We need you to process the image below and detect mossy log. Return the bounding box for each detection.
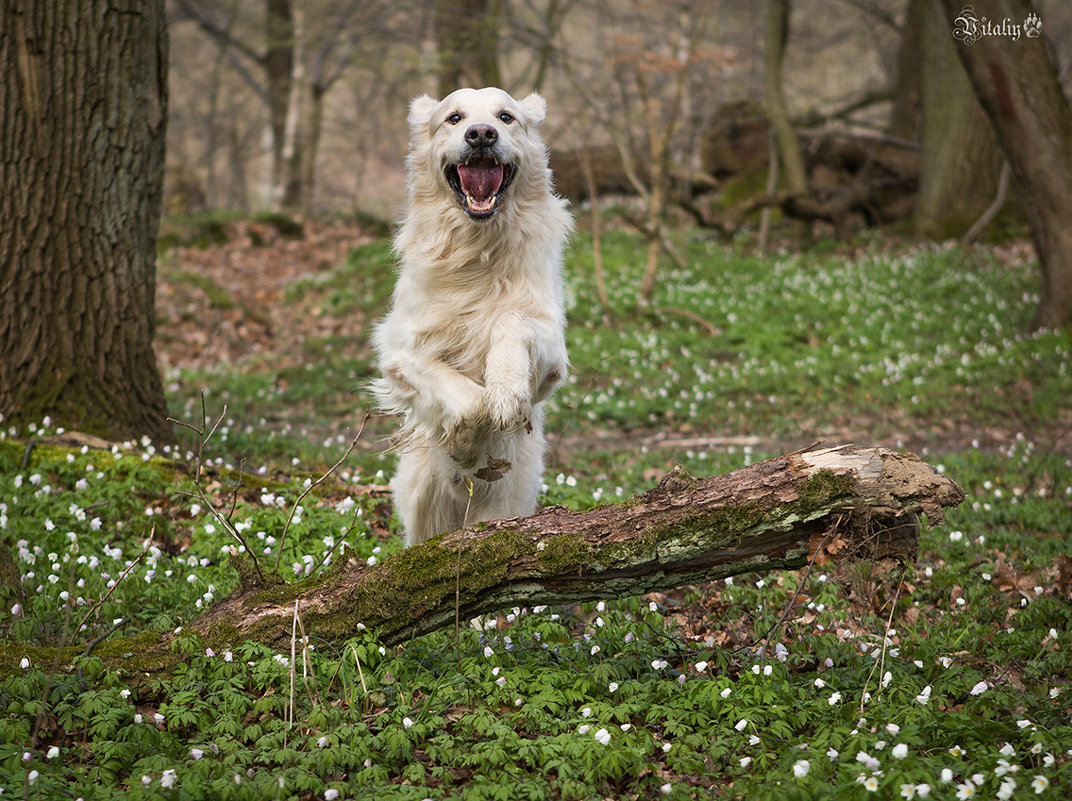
[188,444,963,652]
[11,445,963,682]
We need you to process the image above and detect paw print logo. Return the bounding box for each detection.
[1023,11,1042,38]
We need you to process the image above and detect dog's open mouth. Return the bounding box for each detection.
[445,156,516,220]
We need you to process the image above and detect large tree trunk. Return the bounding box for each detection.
[0,0,174,444]
[434,0,501,96]
[915,0,1003,238]
[888,0,925,141]
[939,0,1072,330]
[53,445,962,686]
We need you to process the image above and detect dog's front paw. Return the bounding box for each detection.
[486,387,532,434]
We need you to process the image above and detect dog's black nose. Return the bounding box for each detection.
[465,124,498,148]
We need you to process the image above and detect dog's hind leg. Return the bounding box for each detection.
[468,418,546,527]
[392,448,469,547]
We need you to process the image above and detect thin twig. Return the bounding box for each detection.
[309,500,367,577]
[754,519,841,653]
[74,533,154,636]
[857,568,907,718]
[759,127,778,252]
[652,306,721,337]
[456,475,475,673]
[287,599,299,742]
[169,398,264,581]
[350,644,368,695]
[83,617,130,658]
[295,605,321,707]
[226,457,246,524]
[963,160,1011,244]
[274,413,369,573]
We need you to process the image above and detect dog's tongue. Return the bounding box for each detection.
[457,160,504,204]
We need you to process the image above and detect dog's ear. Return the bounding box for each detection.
[408,94,439,133]
[519,92,547,126]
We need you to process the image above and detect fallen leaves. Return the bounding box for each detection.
[808,530,850,566]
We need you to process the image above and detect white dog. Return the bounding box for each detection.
[371,87,572,547]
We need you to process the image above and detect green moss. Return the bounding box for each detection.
[253,211,304,241]
[354,529,532,623]
[229,551,283,592]
[0,641,77,677]
[535,533,592,574]
[654,500,767,560]
[163,269,235,309]
[795,469,856,514]
[593,531,660,569]
[713,166,775,212]
[92,629,162,662]
[157,211,238,250]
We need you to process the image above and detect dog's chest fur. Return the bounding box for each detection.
[405,250,554,381]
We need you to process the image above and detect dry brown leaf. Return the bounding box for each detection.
[1055,554,1072,597]
[808,531,850,566]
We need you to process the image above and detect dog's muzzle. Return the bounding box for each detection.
[445,129,517,220]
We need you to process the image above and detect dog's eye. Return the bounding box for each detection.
[446,112,462,125]
[498,111,514,124]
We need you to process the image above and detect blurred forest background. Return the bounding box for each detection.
[164,0,1072,239]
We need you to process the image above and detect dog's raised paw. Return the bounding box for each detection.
[486,389,531,433]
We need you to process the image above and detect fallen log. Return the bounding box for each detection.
[188,444,963,651]
[14,444,962,683]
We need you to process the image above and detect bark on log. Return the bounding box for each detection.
[187,444,963,652]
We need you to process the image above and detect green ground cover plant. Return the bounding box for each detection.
[2,228,1070,798]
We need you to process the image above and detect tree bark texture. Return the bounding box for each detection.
[763,0,809,201]
[265,0,294,208]
[915,0,1002,239]
[939,0,1072,330]
[434,0,501,97]
[185,446,963,654]
[888,0,925,141]
[0,0,174,443]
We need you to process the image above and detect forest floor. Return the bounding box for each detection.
[154,218,1071,462]
[5,217,1070,799]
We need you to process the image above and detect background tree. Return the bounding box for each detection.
[939,0,1072,330]
[764,0,810,214]
[0,0,174,444]
[176,0,367,214]
[560,0,722,310]
[914,0,1002,238]
[888,0,924,141]
[434,0,502,95]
